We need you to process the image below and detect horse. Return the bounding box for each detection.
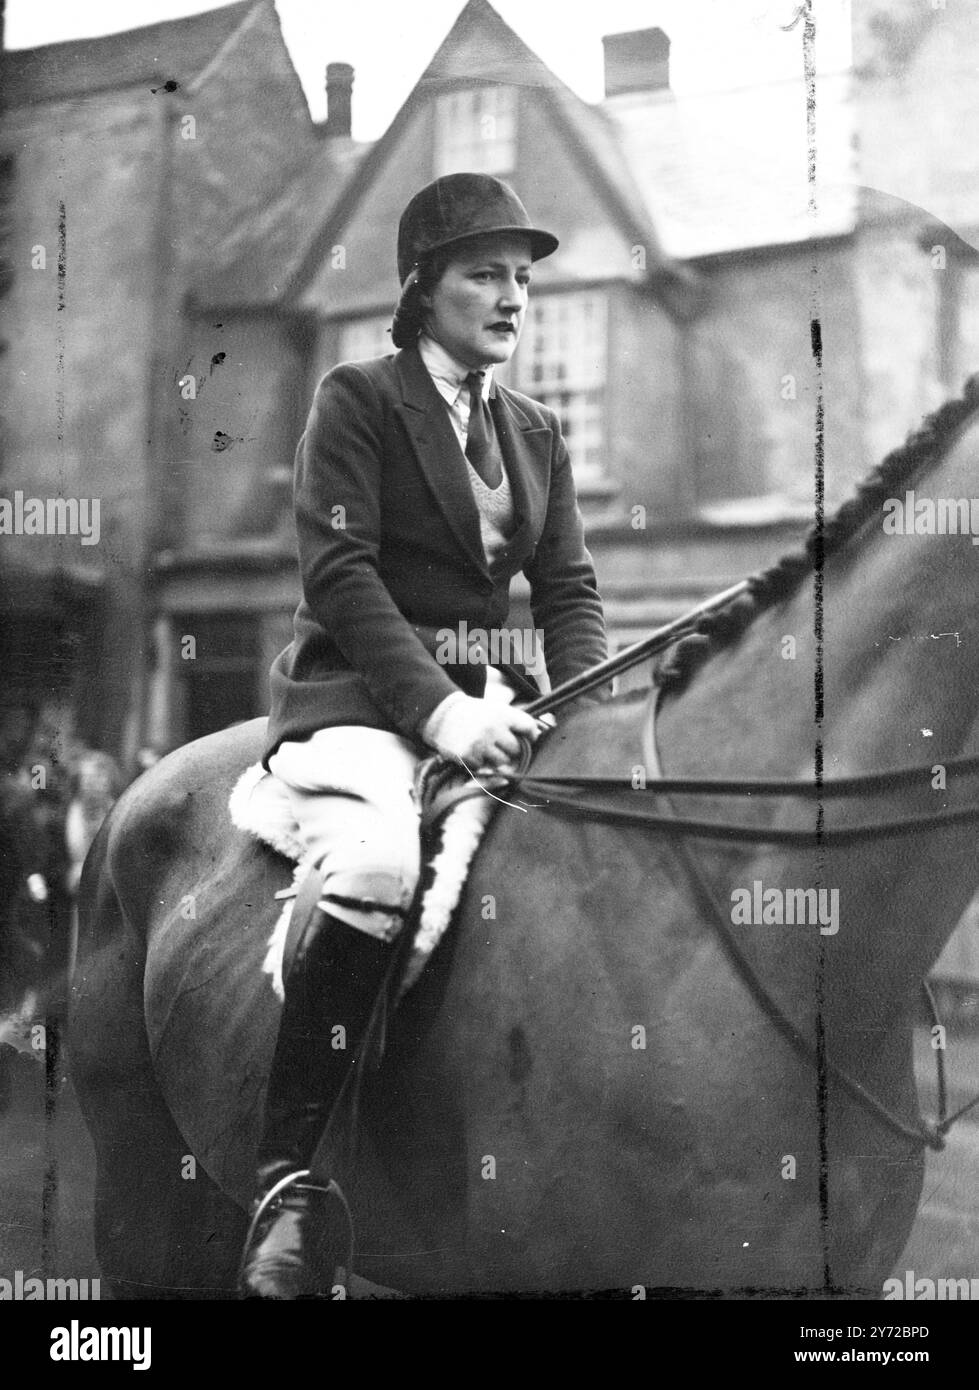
[70,380,979,1298]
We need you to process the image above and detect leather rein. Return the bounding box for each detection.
[422,586,979,1153]
[502,756,979,1153]
[506,761,979,1150]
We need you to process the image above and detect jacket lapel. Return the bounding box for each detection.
[394,346,487,575]
[393,345,550,577]
[488,380,549,565]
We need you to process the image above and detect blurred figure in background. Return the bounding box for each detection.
[65,751,123,898]
[133,745,163,780]
[0,700,63,1099]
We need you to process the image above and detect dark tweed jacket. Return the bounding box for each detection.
[264,343,608,762]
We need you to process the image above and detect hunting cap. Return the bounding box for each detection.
[396,173,559,286]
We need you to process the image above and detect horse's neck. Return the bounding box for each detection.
[657,414,979,1020]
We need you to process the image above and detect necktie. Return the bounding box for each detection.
[464,372,503,489]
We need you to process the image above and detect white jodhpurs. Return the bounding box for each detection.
[267,668,516,940]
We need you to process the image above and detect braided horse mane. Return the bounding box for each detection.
[656,373,979,695]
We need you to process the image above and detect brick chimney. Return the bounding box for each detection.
[602,27,670,97]
[325,62,354,137]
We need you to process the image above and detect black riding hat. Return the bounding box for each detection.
[396,173,559,286]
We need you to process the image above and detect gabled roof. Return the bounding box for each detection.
[1,1,263,107]
[194,0,692,313]
[195,0,857,312]
[404,0,666,267]
[283,0,685,305]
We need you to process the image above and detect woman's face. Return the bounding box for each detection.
[423,233,533,370]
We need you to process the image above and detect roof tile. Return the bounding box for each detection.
[2,1,261,106]
[607,73,858,261]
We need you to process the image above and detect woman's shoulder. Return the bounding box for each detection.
[335,348,399,374]
[319,351,399,389]
[308,352,401,416]
[494,381,559,431]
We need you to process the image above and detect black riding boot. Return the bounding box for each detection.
[239,889,397,1300]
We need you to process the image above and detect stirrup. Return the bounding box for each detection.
[237,1168,355,1298]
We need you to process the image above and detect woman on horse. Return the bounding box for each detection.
[240,172,609,1298]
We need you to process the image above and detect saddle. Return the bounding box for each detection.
[228,753,503,1002]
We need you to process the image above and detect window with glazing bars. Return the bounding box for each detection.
[517,292,608,488]
[434,86,516,177]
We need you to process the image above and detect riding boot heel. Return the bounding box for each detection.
[239,1168,351,1300]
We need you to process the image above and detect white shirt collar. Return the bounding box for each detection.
[418,334,493,402]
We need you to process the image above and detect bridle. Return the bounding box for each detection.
[422,584,979,1153]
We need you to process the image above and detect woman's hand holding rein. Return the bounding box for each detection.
[422,691,546,774]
